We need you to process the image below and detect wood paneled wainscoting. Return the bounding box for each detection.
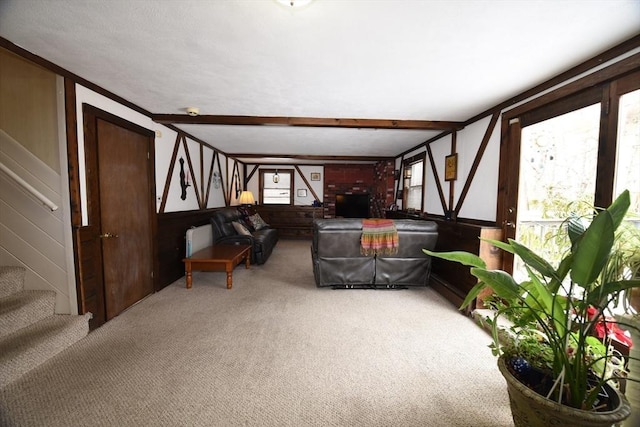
[427,219,502,314]
[156,209,219,290]
[255,206,324,239]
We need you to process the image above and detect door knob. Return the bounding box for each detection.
[99,232,119,238]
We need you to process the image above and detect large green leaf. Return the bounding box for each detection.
[480,238,514,255]
[422,249,486,269]
[570,191,630,287]
[608,190,631,231]
[459,280,488,310]
[510,239,558,279]
[567,214,586,249]
[586,279,640,306]
[470,268,520,301]
[570,209,615,287]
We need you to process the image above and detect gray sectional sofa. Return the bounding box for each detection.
[311,218,438,288]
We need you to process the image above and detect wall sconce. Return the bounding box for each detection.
[273,170,280,183]
[238,190,255,206]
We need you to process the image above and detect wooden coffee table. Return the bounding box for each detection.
[183,244,251,289]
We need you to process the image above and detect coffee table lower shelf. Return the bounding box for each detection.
[182,244,251,289]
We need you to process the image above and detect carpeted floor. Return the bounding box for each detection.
[0,240,513,426]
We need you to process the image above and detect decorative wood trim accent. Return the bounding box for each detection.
[159,133,181,213]
[246,165,259,187]
[448,132,456,213]
[228,160,241,204]
[181,136,201,208]
[152,114,464,130]
[394,154,404,203]
[64,78,82,228]
[454,112,500,216]
[199,144,204,207]
[294,165,320,201]
[214,152,227,207]
[425,144,447,213]
[227,153,391,162]
[204,148,215,208]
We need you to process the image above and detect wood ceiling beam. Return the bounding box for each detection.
[152,114,464,131]
[227,153,392,162]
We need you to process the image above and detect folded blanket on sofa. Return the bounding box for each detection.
[361,219,398,256]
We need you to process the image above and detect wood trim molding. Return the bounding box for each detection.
[64,78,81,228]
[294,165,320,201]
[425,144,447,213]
[152,114,464,131]
[227,153,393,162]
[454,112,500,216]
[180,136,201,208]
[158,134,181,213]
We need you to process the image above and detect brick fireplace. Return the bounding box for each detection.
[323,161,395,218]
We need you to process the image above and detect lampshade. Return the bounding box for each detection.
[238,191,255,205]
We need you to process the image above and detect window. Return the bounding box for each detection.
[260,169,293,205]
[614,88,640,217]
[500,67,640,275]
[403,157,424,212]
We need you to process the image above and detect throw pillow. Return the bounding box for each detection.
[249,213,269,231]
[232,221,252,236]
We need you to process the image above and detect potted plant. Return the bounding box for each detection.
[424,190,640,427]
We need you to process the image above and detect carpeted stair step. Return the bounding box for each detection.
[0,313,91,388]
[0,290,57,339]
[0,266,26,299]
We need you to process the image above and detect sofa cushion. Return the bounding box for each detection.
[232,221,252,236]
[249,213,269,231]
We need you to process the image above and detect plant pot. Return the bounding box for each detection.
[616,314,640,427]
[497,357,631,427]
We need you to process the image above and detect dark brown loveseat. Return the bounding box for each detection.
[210,207,278,265]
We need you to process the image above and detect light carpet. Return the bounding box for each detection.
[0,240,512,426]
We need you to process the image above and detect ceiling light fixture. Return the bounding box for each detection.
[273,170,280,183]
[276,0,313,8]
[186,107,199,116]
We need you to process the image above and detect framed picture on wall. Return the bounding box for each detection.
[297,189,308,197]
[310,172,321,181]
[445,153,458,181]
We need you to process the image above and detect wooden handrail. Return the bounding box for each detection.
[0,161,58,211]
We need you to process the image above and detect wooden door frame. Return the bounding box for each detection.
[497,58,640,272]
[76,104,158,324]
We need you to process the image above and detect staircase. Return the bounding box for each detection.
[0,266,91,388]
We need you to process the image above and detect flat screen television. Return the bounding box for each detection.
[335,194,370,218]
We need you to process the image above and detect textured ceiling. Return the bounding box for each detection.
[1,0,639,161]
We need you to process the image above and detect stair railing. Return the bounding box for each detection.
[0,161,58,211]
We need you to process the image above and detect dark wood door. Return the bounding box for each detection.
[82,105,156,322]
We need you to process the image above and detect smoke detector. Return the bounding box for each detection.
[186,107,199,117]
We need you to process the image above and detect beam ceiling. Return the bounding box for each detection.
[152,114,465,131]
